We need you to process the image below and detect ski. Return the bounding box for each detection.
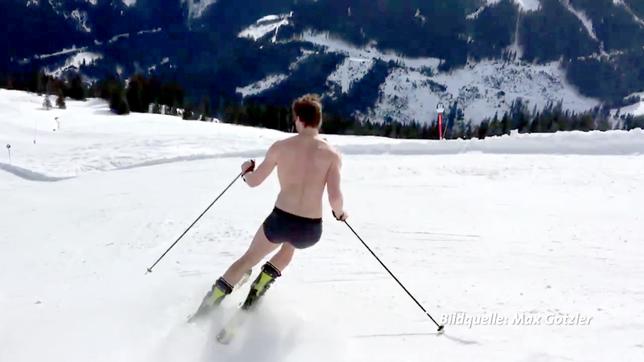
[216,309,250,345]
[186,269,252,323]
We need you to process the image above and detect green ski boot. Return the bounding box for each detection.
[188,270,252,323]
[216,263,282,344]
[241,262,281,311]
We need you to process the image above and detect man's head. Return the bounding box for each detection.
[292,94,322,132]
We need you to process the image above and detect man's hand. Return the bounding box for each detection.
[241,159,255,175]
[332,210,349,221]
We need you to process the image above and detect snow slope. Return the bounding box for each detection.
[240,31,600,124]
[621,92,644,116]
[236,74,289,98]
[362,60,599,125]
[0,90,638,180]
[326,57,374,96]
[1,90,644,362]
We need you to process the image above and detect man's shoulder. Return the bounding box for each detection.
[272,136,297,148]
[277,135,299,145]
[317,139,341,161]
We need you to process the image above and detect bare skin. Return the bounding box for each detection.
[221,118,346,285]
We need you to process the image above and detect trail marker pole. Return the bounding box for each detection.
[436,103,445,140]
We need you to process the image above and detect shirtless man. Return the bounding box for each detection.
[192,94,347,317]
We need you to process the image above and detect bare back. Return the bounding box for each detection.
[273,135,338,219]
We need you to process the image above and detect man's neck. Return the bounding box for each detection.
[298,128,319,137]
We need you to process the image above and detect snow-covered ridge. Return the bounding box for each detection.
[239,13,292,43]
[469,0,541,17]
[236,74,289,98]
[466,5,487,20]
[1,90,641,181]
[613,0,644,27]
[46,52,102,77]
[108,33,130,44]
[236,50,313,98]
[137,28,162,35]
[20,27,160,69]
[34,46,87,60]
[301,30,441,71]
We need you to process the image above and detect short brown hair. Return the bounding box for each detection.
[292,94,322,128]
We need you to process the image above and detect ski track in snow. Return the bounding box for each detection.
[1,89,644,362]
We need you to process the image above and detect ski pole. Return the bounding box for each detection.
[342,220,445,333]
[146,170,246,274]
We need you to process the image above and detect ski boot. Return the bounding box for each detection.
[188,269,252,323]
[241,262,281,311]
[215,263,282,344]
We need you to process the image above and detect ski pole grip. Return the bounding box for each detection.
[332,210,344,221]
[244,159,256,175]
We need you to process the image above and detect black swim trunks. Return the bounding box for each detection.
[263,207,322,249]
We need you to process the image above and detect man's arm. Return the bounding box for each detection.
[243,142,279,187]
[326,153,346,219]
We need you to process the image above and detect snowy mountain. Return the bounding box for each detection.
[3,0,644,124]
[1,89,644,362]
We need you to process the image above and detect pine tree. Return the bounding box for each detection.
[199,97,211,120]
[477,121,489,139]
[501,112,511,135]
[597,117,610,131]
[529,114,539,133]
[110,89,130,115]
[183,103,194,120]
[56,91,66,109]
[43,95,52,110]
[489,114,502,137]
[36,71,47,95]
[67,74,86,100]
[126,76,145,113]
